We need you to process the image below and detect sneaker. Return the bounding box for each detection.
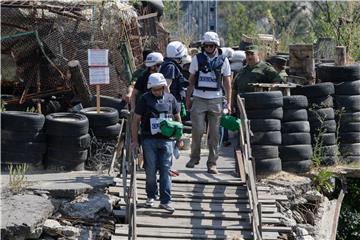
[185,159,200,168]
[145,198,155,207]
[207,165,219,174]
[159,203,175,213]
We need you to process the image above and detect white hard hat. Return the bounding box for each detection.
[145,52,164,67]
[202,31,220,46]
[147,73,167,89]
[166,41,187,59]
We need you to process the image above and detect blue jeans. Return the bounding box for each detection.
[142,137,173,204]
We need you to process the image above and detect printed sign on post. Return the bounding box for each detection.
[89,67,110,85]
[88,49,109,66]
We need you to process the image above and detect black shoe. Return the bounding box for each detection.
[186,160,200,168]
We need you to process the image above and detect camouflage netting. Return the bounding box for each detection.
[1,0,142,102]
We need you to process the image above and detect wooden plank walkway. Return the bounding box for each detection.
[111,143,290,239]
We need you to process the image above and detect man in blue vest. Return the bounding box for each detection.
[185,31,232,174]
[159,41,188,103]
[131,73,181,212]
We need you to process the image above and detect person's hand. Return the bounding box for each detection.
[227,104,232,114]
[131,141,139,157]
[186,97,192,111]
[176,139,184,148]
[123,93,131,104]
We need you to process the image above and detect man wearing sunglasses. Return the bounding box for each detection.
[185,31,232,174]
[232,45,282,96]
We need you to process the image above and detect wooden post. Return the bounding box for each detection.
[289,44,315,84]
[335,46,346,66]
[96,85,100,113]
[68,60,93,107]
[36,64,42,113]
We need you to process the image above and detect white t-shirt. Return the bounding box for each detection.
[189,51,231,99]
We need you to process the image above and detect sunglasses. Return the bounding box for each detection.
[204,44,216,48]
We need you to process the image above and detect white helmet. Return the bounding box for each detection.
[147,73,167,89]
[166,41,187,59]
[145,52,164,67]
[202,31,220,46]
[181,55,192,67]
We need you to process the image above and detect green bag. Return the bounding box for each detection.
[160,120,183,139]
[220,115,241,131]
[180,102,187,117]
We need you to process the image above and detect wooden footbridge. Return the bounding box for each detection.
[110,97,291,239]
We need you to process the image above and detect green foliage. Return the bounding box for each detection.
[312,169,334,194]
[337,178,360,240]
[26,106,36,113]
[8,164,29,194]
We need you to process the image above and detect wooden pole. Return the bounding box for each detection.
[335,46,346,66]
[68,60,93,107]
[36,64,42,113]
[96,84,100,113]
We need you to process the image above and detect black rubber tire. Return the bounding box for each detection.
[339,122,360,132]
[47,134,91,150]
[45,112,89,137]
[91,123,121,139]
[255,158,282,175]
[119,109,130,119]
[242,91,283,110]
[335,95,360,112]
[310,120,337,133]
[282,132,311,145]
[339,132,360,143]
[282,121,310,133]
[283,95,308,110]
[1,129,45,142]
[250,119,281,132]
[279,145,313,161]
[246,107,283,120]
[251,145,279,160]
[250,131,281,145]
[308,108,335,121]
[312,133,336,146]
[340,143,360,156]
[45,148,88,170]
[335,80,360,95]
[1,111,45,132]
[338,112,360,124]
[342,155,360,164]
[297,82,335,98]
[80,107,119,127]
[317,63,360,83]
[320,145,338,156]
[1,141,46,154]
[1,150,44,164]
[283,109,308,122]
[282,160,312,173]
[308,96,334,109]
[91,95,128,114]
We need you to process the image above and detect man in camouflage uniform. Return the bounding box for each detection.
[232,45,283,99]
[270,56,288,82]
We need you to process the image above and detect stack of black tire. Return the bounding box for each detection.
[334,80,360,163]
[280,96,313,173]
[80,107,120,140]
[242,91,283,175]
[44,113,90,171]
[297,83,338,165]
[1,111,46,168]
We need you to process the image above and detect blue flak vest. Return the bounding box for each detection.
[141,92,174,138]
[195,50,225,91]
[159,59,187,102]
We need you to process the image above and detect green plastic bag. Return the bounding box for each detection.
[180,102,187,117]
[160,120,183,139]
[220,115,241,131]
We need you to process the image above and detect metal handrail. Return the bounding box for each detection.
[237,95,262,240]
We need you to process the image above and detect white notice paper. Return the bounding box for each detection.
[89,67,110,85]
[88,49,109,66]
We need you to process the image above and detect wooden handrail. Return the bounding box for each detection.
[236,95,263,240]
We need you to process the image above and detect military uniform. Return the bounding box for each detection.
[278,69,288,82]
[233,61,282,93]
